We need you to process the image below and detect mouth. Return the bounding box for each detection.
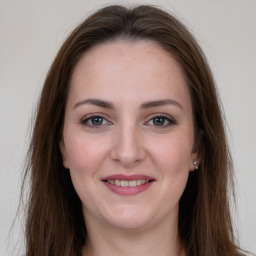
[103,179,152,187]
[101,174,155,195]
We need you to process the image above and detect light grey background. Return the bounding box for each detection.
[1,0,255,255]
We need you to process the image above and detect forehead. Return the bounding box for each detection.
[68,39,191,108]
[72,39,181,79]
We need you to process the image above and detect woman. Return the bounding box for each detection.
[23,4,246,256]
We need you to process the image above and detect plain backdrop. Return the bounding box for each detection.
[0,0,255,255]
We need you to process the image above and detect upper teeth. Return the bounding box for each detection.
[107,180,149,187]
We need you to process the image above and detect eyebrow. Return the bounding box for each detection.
[141,99,183,110]
[73,99,114,110]
[73,98,183,110]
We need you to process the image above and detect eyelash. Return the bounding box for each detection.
[81,115,111,128]
[80,114,176,129]
[145,115,176,128]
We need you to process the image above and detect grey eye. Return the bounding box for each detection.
[153,117,167,126]
[146,115,175,128]
[81,115,110,128]
[90,117,104,125]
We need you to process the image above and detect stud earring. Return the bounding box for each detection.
[193,161,199,170]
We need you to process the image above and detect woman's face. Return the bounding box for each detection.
[60,40,199,231]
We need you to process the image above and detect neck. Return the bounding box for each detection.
[82,213,185,256]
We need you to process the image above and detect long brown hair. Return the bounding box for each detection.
[23,5,245,256]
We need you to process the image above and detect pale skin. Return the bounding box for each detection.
[60,40,200,256]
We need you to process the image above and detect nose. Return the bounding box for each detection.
[110,124,146,168]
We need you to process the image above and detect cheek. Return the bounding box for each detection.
[151,134,193,174]
[150,135,192,209]
[64,133,110,176]
[64,134,110,205]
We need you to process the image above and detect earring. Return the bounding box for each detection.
[193,161,199,170]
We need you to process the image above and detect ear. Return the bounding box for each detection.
[189,151,202,171]
[59,140,69,169]
[189,130,203,171]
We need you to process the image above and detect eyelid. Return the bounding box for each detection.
[80,114,113,128]
[80,113,176,129]
[144,114,176,127]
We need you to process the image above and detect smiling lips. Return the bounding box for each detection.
[102,174,155,195]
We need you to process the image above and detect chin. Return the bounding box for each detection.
[108,217,152,231]
[101,205,156,230]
